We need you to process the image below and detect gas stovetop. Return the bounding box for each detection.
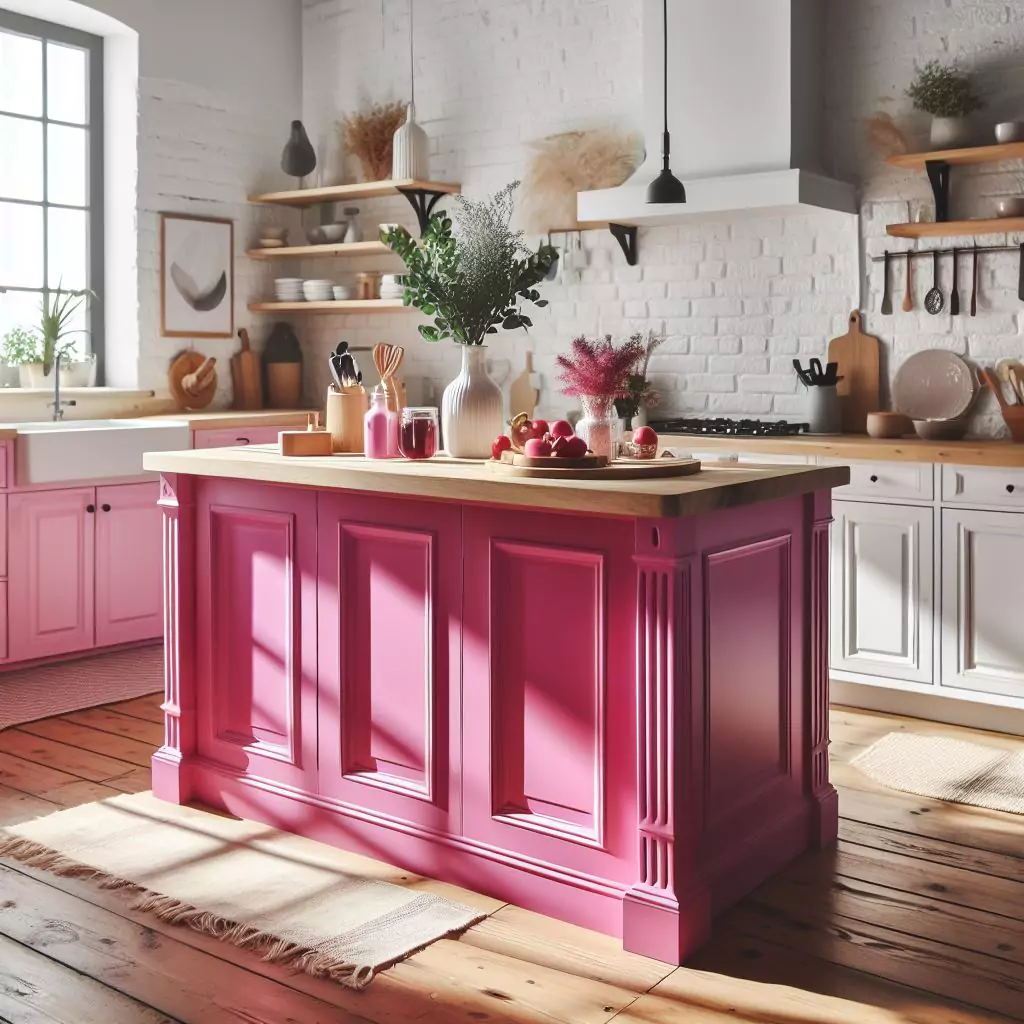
[650,418,810,437]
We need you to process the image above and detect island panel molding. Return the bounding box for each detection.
[151,456,845,963]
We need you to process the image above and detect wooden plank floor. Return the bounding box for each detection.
[1,695,1022,1024]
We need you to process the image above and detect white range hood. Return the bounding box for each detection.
[578,0,856,226]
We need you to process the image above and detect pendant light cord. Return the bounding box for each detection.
[409,0,416,108]
[662,0,669,169]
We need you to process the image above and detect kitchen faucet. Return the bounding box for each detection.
[49,358,77,421]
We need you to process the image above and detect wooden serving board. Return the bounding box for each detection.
[827,310,881,434]
[503,452,607,470]
[490,453,701,480]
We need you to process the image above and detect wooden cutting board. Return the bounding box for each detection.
[827,310,880,434]
[508,352,539,419]
[488,454,701,480]
[232,328,263,410]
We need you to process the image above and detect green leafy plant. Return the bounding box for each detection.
[613,330,666,420]
[1,326,42,366]
[382,182,557,346]
[39,284,94,373]
[907,60,983,118]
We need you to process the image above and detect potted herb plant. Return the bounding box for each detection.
[907,59,983,148]
[383,182,557,458]
[0,326,38,388]
[19,285,93,388]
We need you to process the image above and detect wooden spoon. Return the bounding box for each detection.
[902,251,914,312]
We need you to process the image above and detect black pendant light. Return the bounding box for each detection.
[647,0,686,204]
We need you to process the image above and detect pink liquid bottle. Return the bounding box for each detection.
[363,385,398,459]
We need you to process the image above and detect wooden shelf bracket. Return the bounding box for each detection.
[395,186,451,234]
[609,223,639,266]
[926,159,952,223]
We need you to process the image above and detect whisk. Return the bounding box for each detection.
[373,343,405,413]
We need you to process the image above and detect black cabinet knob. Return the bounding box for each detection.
[870,475,879,483]
[86,504,95,513]
[101,503,111,512]
[1007,484,1016,494]
[236,437,251,445]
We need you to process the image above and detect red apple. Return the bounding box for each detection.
[550,419,574,438]
[524,437,553,458]
[491,435,513,460]
[633,426,658,447]
[530,419,550,439]
[563,436,589,459]
[550,435,573,458]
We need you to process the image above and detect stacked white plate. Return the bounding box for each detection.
[379,274,405,300]
[302,279,335,302]
[274,278,304,302]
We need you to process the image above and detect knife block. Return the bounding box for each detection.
[326,386,368,453]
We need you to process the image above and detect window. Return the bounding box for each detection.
[0,9,103,376]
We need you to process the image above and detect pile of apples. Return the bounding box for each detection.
[492,417,589,460]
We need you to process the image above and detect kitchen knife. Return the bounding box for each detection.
[880,250,893,315]
[1018,243,1024,302]
[971,245,979,317]
[950,247,960,316]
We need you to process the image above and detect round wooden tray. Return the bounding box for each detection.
[490,452,701,479]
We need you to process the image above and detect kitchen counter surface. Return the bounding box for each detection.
[143,444,849,519]
[661,432,1024,467]
[135,409,313,430]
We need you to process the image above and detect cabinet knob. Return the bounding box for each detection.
[86,504,95,513]
[101,503,111,512]
[1007,484,1016,494]
[870,475,879,483]
[235,437,251,445]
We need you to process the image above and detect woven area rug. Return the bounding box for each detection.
[0,791,486,987]
[852,732,1024,815]
[0,645,163,730]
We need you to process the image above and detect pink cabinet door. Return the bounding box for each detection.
[195,479,318,790]
[8,488,95,662]
[317,492,462,832]
[462,506,637,882]
[95,482,163,647]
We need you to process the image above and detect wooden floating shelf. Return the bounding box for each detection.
[246,241,394,260]
[248,299,410,315]
[248,179,461,208]
[886,141,1024,170]
[887,217,1024,239]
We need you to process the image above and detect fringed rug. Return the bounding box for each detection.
[0,791,486,988]
[852,732,1024,815]
[0,645,163,730]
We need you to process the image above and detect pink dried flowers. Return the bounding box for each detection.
[556,333,646,398]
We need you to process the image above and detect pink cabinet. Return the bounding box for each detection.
[8,488,96,661]
[95,482,163,647]
[461,506,637,882]
[194,479,318,790]
[191,426,285,450]
[316,493,462,831]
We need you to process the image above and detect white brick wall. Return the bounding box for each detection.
[293,0,1024,434]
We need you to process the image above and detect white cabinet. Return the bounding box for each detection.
[830,501,934,684]
[941,508,1024,699]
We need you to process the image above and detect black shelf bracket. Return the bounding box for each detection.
[925,159,952,223]
[608,223,639,266]
[396,187,449,235]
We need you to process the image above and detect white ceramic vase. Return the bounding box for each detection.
[392,103,429,180]
[930,116,972,148]
[442,346,503,458]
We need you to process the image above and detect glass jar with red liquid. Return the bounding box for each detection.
[398,407,439,460]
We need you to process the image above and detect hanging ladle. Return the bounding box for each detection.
[925,249,944,315]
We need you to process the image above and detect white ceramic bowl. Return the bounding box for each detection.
[319,224,346,244]
[275,278,303,285]
[996,121,1024,144]
[997,196,1024,218]
[261,225,289,241]
[332,285,353,301]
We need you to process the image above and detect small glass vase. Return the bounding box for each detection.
[575,394,619,460]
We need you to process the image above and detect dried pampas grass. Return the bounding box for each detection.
[865,112,912,158]
[340,101,408,182]
[522,129,643,233]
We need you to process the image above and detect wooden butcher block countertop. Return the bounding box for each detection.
[143,445,850,519]
[661,432,1024,468]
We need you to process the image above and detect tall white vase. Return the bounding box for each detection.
[442,346,503,458]
[392,103,429,180]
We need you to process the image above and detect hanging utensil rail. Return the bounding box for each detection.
[869,243,1021,262]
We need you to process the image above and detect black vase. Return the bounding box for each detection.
[281,120,316,179]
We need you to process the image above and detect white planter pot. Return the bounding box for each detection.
[63,359,97,387]
[0,365,19,388]
[441,346,503,458]
[930,116,972,149]
[19,363,52,389]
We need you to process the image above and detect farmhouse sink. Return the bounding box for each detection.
[14,419,191,485]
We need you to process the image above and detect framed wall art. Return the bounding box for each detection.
[160,213,234,338]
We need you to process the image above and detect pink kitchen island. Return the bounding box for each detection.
[142,445,849,963]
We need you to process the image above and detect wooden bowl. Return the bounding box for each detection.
[865,411,911,439]
[1001,407,1024,443]
[912,418,969,441]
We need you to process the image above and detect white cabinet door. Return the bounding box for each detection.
[941,509,1024,699]
[830,501,934,684]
